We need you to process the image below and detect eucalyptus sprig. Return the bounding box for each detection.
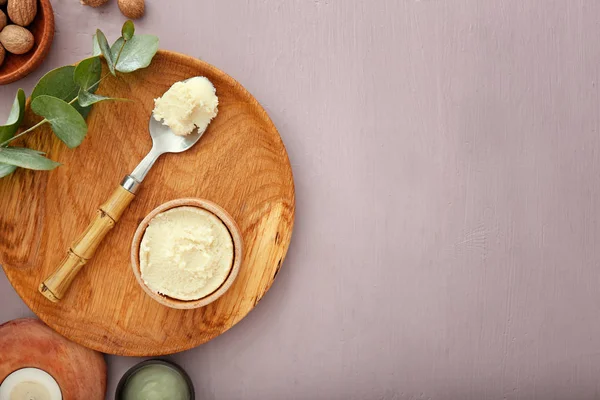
[0,20,159,178]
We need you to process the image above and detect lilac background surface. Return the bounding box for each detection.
[3,1,600,399]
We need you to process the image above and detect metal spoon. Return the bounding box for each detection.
[39,107,207,302]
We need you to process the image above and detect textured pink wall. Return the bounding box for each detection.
[2,0,600,399]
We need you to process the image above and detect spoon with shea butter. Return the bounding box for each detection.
[39,77,218,302]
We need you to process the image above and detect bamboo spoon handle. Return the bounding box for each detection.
[39,185,136,302]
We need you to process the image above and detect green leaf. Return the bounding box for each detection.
[31,66,93,119]
[78,91,127,107]
[31,96,88,149]
[122,20,135,41]
[96,29,115,76]
[0,89,26,144]
[32,66,78,102]
[78,91,108,107]
[75,57,128,107]
[92,33,101,56]
[111,37,125,59]
[0,163,17,178]
[0,147,60,170]
[74,56,102,92]
[112,35,159,73]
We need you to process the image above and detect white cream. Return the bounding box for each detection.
[0,368,62,400]
[153,77,219,136]
[139,206,234,301]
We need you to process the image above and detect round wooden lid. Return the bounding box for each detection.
[0,318,106,399]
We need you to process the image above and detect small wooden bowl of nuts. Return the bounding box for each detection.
[0,0,54,85]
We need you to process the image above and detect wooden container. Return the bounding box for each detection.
[0,0,54,85]
[131,198,243,310]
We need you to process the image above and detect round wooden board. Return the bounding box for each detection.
[0,51,295,356]
[0,318,106,399]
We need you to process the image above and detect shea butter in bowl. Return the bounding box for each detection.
[131,199,243,309]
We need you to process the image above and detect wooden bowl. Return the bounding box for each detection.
[0,0,54,85]
[131,198,243,310]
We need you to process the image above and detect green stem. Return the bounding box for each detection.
[0,119,48,147]
[85,71,113,93]
[115,39,127,66]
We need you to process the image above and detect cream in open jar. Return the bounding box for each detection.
[0,368,62,400]
[139,206,234,301]
[117,361,193,400]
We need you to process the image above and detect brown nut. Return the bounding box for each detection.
[0,25,34,54]
[117,0,144,19]
[7,0,38,27]
[80,0,110,7]
[0,43,5,67]
[0,0,6,5]
[0,10,7,31]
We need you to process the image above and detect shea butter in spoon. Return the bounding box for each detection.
[153,76,218,136]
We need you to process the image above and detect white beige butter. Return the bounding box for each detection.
[0,368,62,400]
[140,206,234,301]
[153,76,219,136]
[10,382,52,400]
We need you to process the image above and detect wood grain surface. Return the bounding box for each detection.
[0,50,295,356]
[39,185,136,302]
[0,0,54,85]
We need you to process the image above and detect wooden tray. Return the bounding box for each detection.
[0,51,295,356]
